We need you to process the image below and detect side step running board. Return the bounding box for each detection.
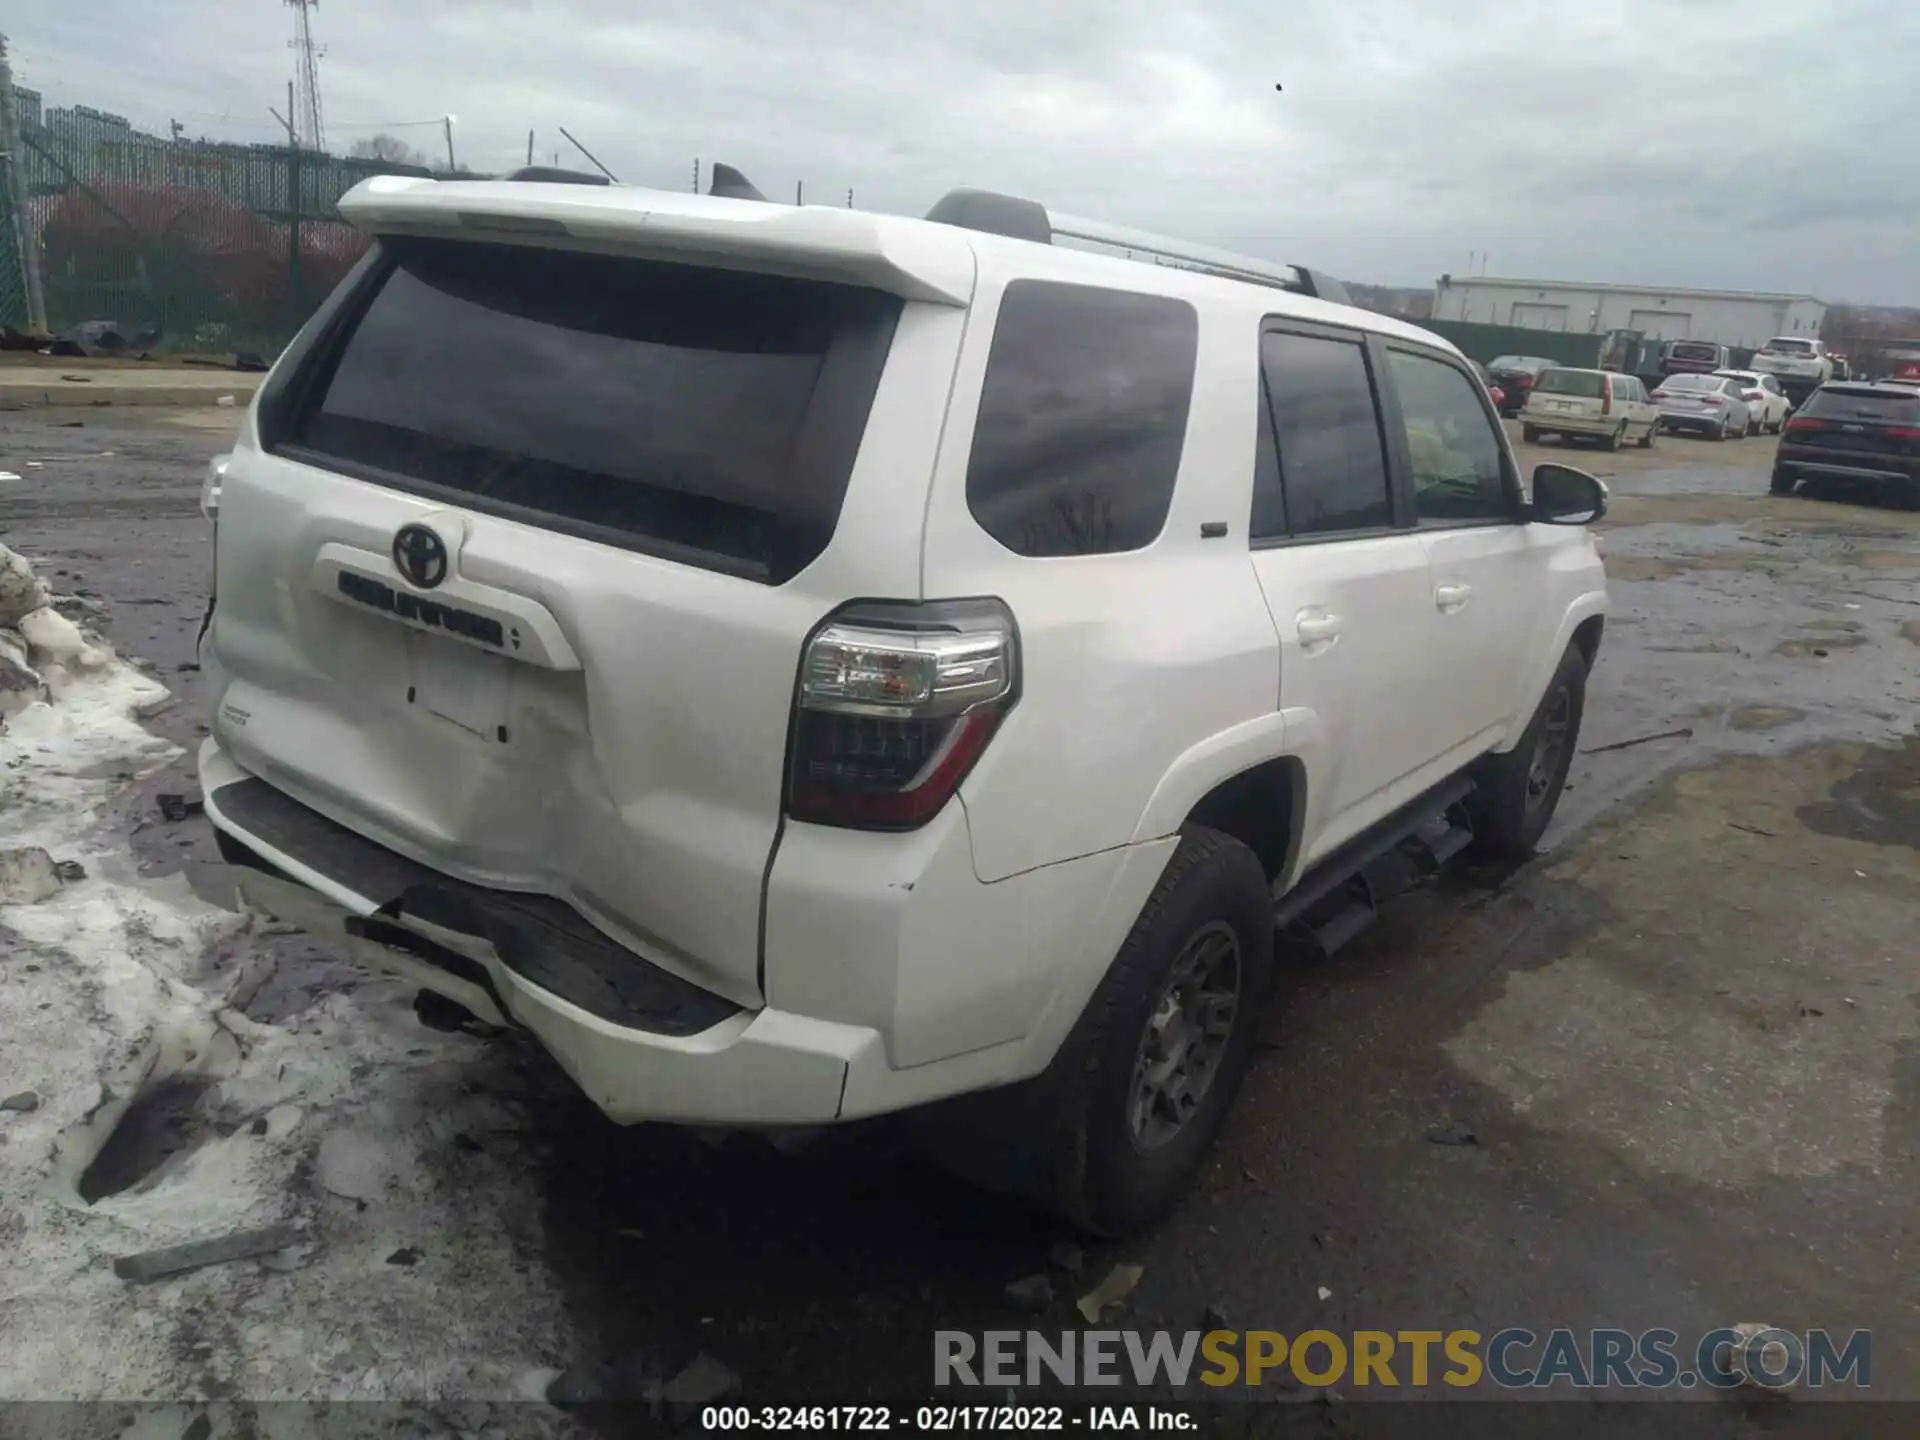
[1274,775,1476,960]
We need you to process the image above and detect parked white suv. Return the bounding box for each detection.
[1751,337,1833,405]
[198,170,1608,1234]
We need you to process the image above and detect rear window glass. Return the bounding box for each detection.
[1534,369,1606,398]
[1662,375,1719,392]
[1762,338,1814,354]
[285,237,901,584]
[1670,343,1718,358]
[1802,389,1920,423]
[966,281,1197,557]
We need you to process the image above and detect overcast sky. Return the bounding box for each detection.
[8,0,1917,302]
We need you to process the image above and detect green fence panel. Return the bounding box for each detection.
[0,154,27,330]
[1412,319,1607,369]
[8,90,420,354]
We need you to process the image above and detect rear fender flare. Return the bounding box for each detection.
[1498,593,1606,750]
[1129,711,1291,847]
[1129,710,1328,890]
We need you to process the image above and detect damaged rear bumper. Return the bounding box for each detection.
[199,740,881,1127]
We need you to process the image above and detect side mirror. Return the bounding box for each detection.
[1530,463,1609,525]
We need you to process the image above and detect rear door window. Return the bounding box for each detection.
[282,237,902,584]
[1257,328,1393,538]
[965,281,1197,557]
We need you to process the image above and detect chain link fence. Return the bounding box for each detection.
[1,62,425,355]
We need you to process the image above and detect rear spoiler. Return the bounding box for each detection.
[337,163,1349,310]
[335,174,973,306]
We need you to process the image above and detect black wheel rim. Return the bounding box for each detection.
[1525,686,1573,813]
[1127,921,1241,1153]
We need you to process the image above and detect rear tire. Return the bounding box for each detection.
[1602,424,1623,451]
[1521,424,1540,444]
[1467,644,1588,861]
[1711,416,1728,442]
[1770,467,1796,495]
[926,827,1274,1237]
[1638,423,1655,449]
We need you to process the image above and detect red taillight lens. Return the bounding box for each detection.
[1744,391,1764,401]
[1783,417,1824,434]
[1886,426,1920,441]
[1601,378,1613,416]
[1516,376,1534,389]
[785,599,1018,832]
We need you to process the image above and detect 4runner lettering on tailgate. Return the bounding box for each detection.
[197,167,1608,1235]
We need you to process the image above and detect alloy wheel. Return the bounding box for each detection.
[1525,686,1573,814]
[1127,921,1242,1152]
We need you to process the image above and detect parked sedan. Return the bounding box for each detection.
[1471,360,1507,412]
[1771,383,1920,506]
[1485,355,1555,417]
[1650,374,1753,440]
[1715,369,1791,433]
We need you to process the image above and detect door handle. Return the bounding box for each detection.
[1435,582,1473,612]
[1295,610,1342,646]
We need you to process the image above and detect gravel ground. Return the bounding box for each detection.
[2,408,1916,1429]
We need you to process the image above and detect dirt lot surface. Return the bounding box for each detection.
[3,410,1916,1425]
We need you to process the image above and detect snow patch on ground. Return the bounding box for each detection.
[0,563,577,1428]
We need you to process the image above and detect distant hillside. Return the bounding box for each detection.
[1823,304,1920,374]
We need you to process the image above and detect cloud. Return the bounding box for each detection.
[6,0,1915,301]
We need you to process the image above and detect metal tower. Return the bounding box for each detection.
[286,0,326,150]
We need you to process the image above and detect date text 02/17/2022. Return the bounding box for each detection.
[698,1404,1195,1431]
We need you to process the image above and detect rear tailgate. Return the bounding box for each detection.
[1663,344,1722,375]
[1786,387,1920,462]
[210,194,973,1006]
[1526,370,1608,421]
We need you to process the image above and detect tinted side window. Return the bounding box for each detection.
[1387,349,1513,525]
[966,281,1198,558]
[1258,330,1391,538]
[1251,370,1287,540]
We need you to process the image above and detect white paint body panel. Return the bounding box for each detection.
[204,182,1607,1127]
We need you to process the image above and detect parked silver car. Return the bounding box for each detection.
[1650,373,1753,440]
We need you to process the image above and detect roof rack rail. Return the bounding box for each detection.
[923,187,1349,305]
[503,165,611,186]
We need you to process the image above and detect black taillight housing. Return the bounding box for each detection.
[785,598,1018,831]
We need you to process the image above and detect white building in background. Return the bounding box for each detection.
[1430,275,1826,350]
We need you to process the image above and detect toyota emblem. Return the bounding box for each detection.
[392,524,449,589]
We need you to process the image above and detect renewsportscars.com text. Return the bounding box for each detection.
[935,1327,1871,1391]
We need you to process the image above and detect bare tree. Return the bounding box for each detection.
[349,133,427,166]
[1021,487,1118,555]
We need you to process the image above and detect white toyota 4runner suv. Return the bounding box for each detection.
[199,168,1607,1235]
